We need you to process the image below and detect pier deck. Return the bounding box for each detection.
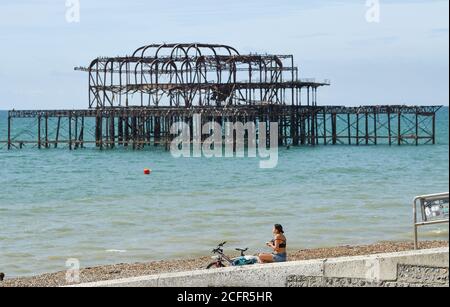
[1,105,441,150]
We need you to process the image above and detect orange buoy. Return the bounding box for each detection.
[144,169,151,175]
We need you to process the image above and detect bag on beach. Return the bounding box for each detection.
[232,256,258,266]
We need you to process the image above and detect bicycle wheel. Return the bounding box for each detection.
[206,262,225,269]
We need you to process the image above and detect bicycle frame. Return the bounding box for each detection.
[211,250,234,266]
[209,242,249,268]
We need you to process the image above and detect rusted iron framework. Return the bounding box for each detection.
[1,43,442,151]
[74,43,330,108]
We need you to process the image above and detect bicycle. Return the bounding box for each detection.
[206,241,252,269]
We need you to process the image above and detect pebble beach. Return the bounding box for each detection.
[1,240,447,287]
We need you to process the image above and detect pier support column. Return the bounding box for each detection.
[146,116,151,145]
[373,112,378,145]
[7,115,11,150]
[55,117,61,148]
[95,113,102,149]
[292,108,299,146]
[80,117,85,148]
[365,112,369,145]
[124,117,129,147]
[154,117,161,147]
[68,115,72,150]
[131,116,137,150]
[110,111,115,149]
[415,111,419,146]
[311,111,316,146]
[45,115,49,148]
[332,113,337,145]
[388,111,392,146]
[118,115,123,146]
[432,113,436,145]
[37,115,42,149]
[300,115,306,145]
[356,113,360,146]
[347,113,351,145]
[74,116,78,149]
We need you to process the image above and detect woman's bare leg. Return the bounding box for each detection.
[258,253,274,263]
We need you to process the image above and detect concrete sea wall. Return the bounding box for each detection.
[72,247,449,287]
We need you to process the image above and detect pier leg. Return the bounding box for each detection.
[307,113,311,145]
[365,112,369,145]
[332,113,337,145]
[146,116,151,145]
[347,113,351,145]
[155,117,161,147]
[105,116,109,148]
[124,117,129,147]
[7,115,11,150]
[110,112,115,149]
[356,114,360,146]
[311,111,316,146]
[80,117,84,148]
[74,116,78,149]
[165,116,171,151]
[415,111,419,146]
[432,113,436,145]
[373,112,377,145]
[278,114,283,147]
[132,116,137,150]
[118,115,123,146]
[292,108,299,146]
[45,115,49,148]
[55,117,61,148]
[38,115,41,149]
[388,111,392,146]
[315,113,319,145]
[95,115,100,147]
[99,116,103,150]
[398,112,402,146]
[68,115,72,150]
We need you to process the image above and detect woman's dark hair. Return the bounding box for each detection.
[274,224,284,234]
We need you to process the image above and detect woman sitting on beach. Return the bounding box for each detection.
[258,224,287,263]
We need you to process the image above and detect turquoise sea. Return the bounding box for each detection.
[0,108,448,277]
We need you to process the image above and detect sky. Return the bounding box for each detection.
[0,0,448,109]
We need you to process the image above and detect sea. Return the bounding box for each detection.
[0,108,448,277]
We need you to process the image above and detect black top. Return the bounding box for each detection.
[272,238,287,249]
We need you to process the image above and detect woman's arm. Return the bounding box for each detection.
[271,236,283,253]
[267,237,283,252]
[266,240,276,250]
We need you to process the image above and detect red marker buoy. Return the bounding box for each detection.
[144,169,151,175]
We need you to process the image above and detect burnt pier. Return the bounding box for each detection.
[0,43,442,150]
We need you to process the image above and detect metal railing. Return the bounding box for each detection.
[413,192,449,249]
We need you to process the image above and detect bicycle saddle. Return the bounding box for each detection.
[235,248,248,256]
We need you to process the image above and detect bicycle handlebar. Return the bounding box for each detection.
[211,242,228,254]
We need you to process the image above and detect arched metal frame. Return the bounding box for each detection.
[82,43,329,109]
